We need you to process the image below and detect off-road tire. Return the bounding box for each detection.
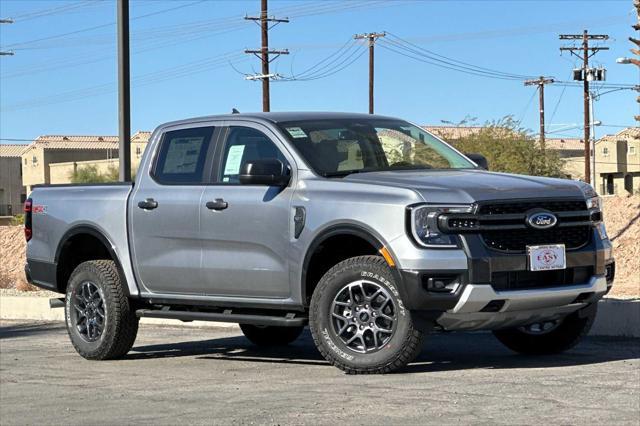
[493,303,597,355]
[309,255,424,374]
[65,260,139,360]
[239,324,304,346]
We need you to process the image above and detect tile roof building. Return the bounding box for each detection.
[21,131,151,192]
[0,145,28,216]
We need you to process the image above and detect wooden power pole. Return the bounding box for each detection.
[560,30,609,184]
[524,76,554,151]
[245,0,289,112]
[354,32,386,114]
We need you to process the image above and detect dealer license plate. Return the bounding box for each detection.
[527,244,566,271]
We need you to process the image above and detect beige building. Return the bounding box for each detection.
[593,128,640,195]
[543,138,586,179]
[21,131,151,192]
[424,126,486,141]
[546,129,640,194]
[0,144,28,216]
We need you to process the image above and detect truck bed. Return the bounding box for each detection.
[26,183,138,295]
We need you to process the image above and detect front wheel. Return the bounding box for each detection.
[309,255,424,374]
[493,303,597,355]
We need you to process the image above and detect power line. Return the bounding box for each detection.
[1,52,249,112]
[286,38,356,80]
[1,0,207,50]
[377,37,534,81]
[7,1,101,22]
[516,87,539,125]
[278,44,367,82]
[385,31,534,80]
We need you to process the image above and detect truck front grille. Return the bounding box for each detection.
[481,226,592,252]
[491,266,593,291]
[477,199,592,252]
[478,200,587,215]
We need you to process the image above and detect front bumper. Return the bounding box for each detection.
[393,229,614,331]
[436,275,607,331]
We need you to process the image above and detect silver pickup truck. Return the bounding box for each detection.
[24,112,615,374]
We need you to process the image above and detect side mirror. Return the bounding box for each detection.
[239,159,290,186]
[466,153,489,170]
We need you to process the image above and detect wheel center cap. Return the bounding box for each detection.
[359,312,370,322]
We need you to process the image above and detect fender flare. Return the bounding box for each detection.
[55,225,132,296]
[300,223,399,304]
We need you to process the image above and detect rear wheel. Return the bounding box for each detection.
[240,324,304,346]
[309,255,424,374]
[493,303,597,355]
[65,260,139,360]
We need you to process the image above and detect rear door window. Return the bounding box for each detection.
[154,127,215,184]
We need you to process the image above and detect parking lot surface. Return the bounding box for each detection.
[1,320,638,425]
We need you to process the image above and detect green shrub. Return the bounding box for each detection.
[10,214,24,226]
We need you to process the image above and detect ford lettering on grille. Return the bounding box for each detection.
[527,212,558,229]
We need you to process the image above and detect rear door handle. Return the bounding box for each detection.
[206,198,228,211]
[137,198,158,210]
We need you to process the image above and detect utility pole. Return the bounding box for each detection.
[524,76,554,151]
[244,0,289,112]
[589,91,596,186]
[117,0,131,181]
[559,30,608,184]
[0,18,14,56]
[354,32,386,114]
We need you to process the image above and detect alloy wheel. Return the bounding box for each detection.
[330,280,397,353]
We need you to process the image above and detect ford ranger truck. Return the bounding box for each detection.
[24,112,615,374]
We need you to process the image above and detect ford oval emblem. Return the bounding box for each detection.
[527,211,558,229]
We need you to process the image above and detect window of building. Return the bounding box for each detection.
[629,146,636,155]
[24,158,27,165]
[153,126,215,184]
[602,147,609,156]
[136,146,142,157]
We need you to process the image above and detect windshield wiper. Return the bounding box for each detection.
[322,169,367,178]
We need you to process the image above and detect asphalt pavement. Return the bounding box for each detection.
[1,320,638,425]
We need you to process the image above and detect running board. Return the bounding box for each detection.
[49,298,65,308]
[135,309,307,327]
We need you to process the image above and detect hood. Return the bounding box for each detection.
[343,169,586,204]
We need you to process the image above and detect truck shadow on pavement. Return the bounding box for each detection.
[0,321,65,340]
[129,329,640,373]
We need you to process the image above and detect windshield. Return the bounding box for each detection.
[276,118,475,177]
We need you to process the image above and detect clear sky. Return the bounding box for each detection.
[0,0,638,144]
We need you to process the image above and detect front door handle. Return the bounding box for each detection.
[138,198,158,210]
[206,198,228,211]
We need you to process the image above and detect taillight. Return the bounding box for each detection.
[24,198,32,242]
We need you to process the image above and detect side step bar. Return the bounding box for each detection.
[50,298,65,308]
[136,309,307,327]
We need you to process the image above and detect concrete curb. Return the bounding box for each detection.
[0,295,637,337]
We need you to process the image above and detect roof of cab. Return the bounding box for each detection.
[157,111,401,129]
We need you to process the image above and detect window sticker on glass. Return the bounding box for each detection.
[163,137,203,173]
[286,127,307,139]
[223,145,246,175]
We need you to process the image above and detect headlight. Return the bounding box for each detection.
[410,204,473,247]
[580,184,600,210]
[586,196,601,210]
